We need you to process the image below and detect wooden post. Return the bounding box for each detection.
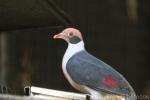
[127,0,138,23]
[0,32,8,93]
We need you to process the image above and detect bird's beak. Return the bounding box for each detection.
[53,33,64,39]
[53,32,69,43]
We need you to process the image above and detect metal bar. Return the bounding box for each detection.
[26,86,90,100]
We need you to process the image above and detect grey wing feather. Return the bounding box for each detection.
[66,51,136,97]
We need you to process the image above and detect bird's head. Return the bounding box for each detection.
[53,28,83,44]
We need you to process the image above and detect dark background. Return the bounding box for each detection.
[0,0,149,96]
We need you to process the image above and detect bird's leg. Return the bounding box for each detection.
[82,86,103,100]
[83,86,125,100]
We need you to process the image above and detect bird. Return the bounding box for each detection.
[53,28,136,100]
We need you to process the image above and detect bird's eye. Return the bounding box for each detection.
[68,32,73,36]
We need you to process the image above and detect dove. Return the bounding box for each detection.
[53,28,136,100]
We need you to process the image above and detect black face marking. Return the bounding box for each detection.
[69,36,81,44]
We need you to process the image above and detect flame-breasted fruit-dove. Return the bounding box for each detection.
[53,28,136,100]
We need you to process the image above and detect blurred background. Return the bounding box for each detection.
[0,0,149,96]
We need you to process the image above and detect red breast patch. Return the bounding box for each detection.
[103,75,118,88]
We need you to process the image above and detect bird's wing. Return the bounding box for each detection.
[66,51,135,96]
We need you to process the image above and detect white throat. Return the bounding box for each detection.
[62,41,85,67]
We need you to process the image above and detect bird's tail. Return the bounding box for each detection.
[125,82,137,100]
[125,92,137,100]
